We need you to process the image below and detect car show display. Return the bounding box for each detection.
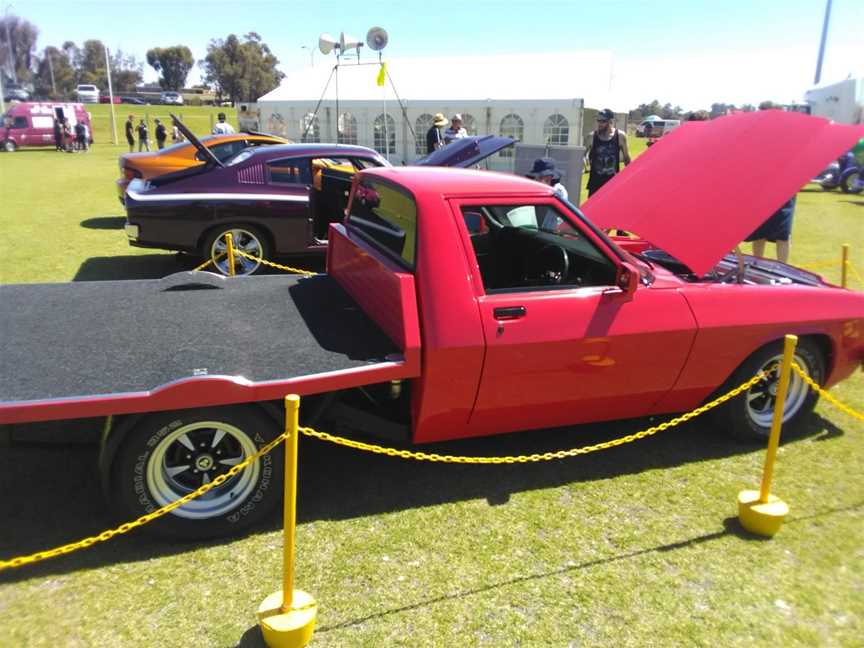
[1,111,862,540]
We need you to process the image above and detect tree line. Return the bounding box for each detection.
[1,13,284,103]
[628,100,759,122]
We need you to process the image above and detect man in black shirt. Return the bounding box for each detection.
[154,118,167,150]
[125,115,135,152]
[426,113,447,154]
[584,108,630,198]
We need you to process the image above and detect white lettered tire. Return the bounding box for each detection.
[110,405,283,539]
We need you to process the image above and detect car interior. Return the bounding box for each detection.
[460,205,618,292]
[310,157,382,241]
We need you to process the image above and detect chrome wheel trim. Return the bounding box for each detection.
[146,421,260,520]
[211,228,263,276]
[745,352,812,428]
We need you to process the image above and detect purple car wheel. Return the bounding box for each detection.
[205,226,269,276]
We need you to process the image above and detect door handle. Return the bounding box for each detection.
[493,306,526,320]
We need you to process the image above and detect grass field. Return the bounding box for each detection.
[0,105,862,647]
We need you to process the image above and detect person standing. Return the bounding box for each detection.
[172,123,182,143]
[526,157,568,201]
[584,108,631,198]
[443,114,467,145]
[73,121,86,152]
[154,118,167,150]
[745,101,796,263]
[53,117,63,151]
[212,112,235,135]
[137,118,150,152]
[125,115,135,152]
[426,113,447,153]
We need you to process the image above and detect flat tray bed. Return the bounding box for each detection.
[0,273,400,405]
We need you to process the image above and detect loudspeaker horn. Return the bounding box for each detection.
[366,26,389,51]
[318,33,338,55]
[339,32,363,52]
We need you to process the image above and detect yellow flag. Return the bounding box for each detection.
[376,62,387,87]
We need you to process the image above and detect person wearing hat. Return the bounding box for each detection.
[584,108,630,198]
[426,113,448,154]
[527,157,568,202]
[443,113,467,145]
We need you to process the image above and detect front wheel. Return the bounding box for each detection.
[714,339,825,441]
[203,225,270,276]
[840,170,863,195]
[109,405,283,539]
[2,139,17,152]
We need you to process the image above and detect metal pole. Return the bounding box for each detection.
[104,45,117,145]
[814,0,832,85]
[759,335,798,503]
[841,243,848,288]
[281,394,301,612]
[3,5,16,85]
[226,232,236,277]
[47,50,56,96]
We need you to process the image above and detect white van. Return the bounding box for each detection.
[75,84,100,103]
[637,118,680,139]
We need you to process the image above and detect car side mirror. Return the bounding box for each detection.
[615,263,639,296]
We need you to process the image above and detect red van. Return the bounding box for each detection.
[1,102,94,152]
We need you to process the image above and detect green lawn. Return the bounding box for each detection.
[0,108,862,647]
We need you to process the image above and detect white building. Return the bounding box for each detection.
[244,52,618,171]
[804,78,864,125]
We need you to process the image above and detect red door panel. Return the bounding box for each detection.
[468,286,697,436]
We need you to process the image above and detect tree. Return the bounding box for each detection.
[0,14,39,84]
[34,46,75,99]
[146,45,194,90]
[202,32,284,103]
[63,39,142,92]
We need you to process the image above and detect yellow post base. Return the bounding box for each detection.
[737,489,789,537]
[257,590,318,648]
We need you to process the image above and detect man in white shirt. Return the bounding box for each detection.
[212,112,236,135]
[443,113,467,145]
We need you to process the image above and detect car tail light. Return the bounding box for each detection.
[124,167,143,181]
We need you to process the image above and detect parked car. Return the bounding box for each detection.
[1,102,93,151]
[160,91,184,106]
[75,84,100,103]
[99,95,122,104]
[116,131,291,202]
[2,84,30,102]
[124,118,513,274]
[120,96,148,105]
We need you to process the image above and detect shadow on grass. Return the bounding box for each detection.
[80,216,126,230]
[73,254,324,281]
[840,199,864,207]
[72,254,195,281]
[0,412,841,586]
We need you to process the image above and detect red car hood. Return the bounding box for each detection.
[583,111,864,276]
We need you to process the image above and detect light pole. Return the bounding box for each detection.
[300,45,314,67]
[2,4,15,85]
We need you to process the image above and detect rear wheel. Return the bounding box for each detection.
[109,405,283,539]
[840,171,863,195]
[203,225,270,276]
[715,339,824,441]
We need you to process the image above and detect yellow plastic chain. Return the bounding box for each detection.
[846,260,864,287]
[231,249,317,276]
[299,372,767,464]
[791,361,864,421]
[0,431,290,571]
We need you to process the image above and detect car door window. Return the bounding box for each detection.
[460,204,617,292]
[11,116,28,129]
[266,158,311,185]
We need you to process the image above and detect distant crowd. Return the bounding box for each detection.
[52,116,90,153]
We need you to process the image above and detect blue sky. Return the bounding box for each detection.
[15,0,864,109]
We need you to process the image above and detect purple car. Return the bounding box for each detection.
[124,116,513,275]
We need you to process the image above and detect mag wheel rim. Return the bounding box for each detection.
[146,421,260,519]
[211,228,262,276]
[746,353,811,428]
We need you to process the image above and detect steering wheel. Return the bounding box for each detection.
[524,245,570,285]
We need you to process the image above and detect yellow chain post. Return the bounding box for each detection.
[737,334,797,537]
[257,395,317,648]
[841,243,848,289]
[226,232,236,277]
